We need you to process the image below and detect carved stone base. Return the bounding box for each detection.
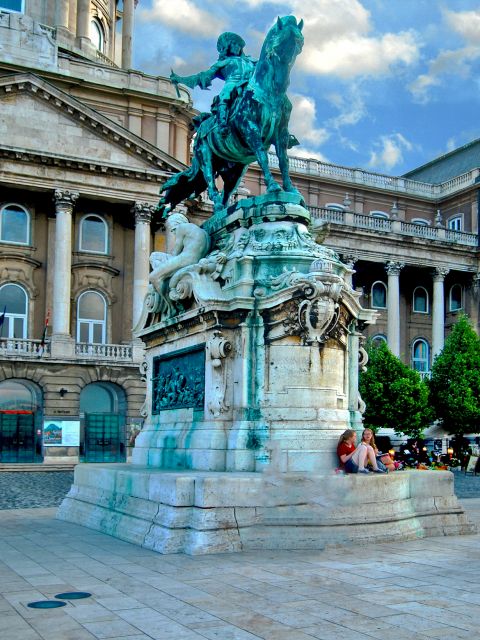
[58,466,476,555]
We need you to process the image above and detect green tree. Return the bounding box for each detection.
[429,315,480,436]
[359,341,432,438]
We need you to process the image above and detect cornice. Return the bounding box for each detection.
[0,145,167,182]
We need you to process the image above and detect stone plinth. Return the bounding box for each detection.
[132,194,375,474]
[58,194,472,555]
[57,466,475,555]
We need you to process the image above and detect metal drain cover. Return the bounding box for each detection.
[55,592,92,600]
[27,601,67,609]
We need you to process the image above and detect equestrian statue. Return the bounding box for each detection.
[158,16,304,216]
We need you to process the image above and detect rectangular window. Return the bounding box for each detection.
[0,0,24,12]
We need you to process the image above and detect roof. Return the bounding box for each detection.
[403,138,480,184]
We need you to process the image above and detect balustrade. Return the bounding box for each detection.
[75,342,133,360]
[267,152,478,199]
[0,338,49,357]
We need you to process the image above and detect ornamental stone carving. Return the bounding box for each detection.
[206,330,233,417]
[53,189,79,212]
[132,202,155,225]
[385,261,404,276]
[432,266,450,282]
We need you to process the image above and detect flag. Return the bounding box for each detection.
[0,306,6,335]
[38,310,50,356]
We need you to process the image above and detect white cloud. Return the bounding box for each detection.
[327,84,366,128]
[288,146,329,162]
[300,31,418,79]
[138,0,225,37]
[368,134,413,172]
[243,0,420,78]
[444,9,480,45]
[289,94,330,146]
[409,8,480,103]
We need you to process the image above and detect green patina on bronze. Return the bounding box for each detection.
[159,16,304,216]
[152,346,206,413]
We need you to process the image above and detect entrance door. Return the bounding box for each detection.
[0,412,36,462]
[84,413,124,462]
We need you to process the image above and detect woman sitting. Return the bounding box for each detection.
[361,428,395,472]
[337,429,387,474]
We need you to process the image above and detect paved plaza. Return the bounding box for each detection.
[0,470,480,640]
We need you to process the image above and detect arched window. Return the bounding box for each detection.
[0,204,30,245]
[81,382,118,413]
[447,215,462,231]
[77,291,107,344]
[411,218,430,226]
[0,284,28,339]
[0,379,39,411]
[372,334,387,347]
[370,211,389,219]
[90,18,105,52]
[412,339,429,374]
[413,287,429,314]
[325,203,346,211]
[0,1,24,13]
[449,284,463,312]
[371,281,387,309]
[79,215,108,254]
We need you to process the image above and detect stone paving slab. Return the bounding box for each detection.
[0,502,479,640]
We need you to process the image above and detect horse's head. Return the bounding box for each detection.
[264,15,304,65]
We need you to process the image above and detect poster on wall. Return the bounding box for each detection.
[43,419,80,446]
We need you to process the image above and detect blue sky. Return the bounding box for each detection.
[133,0,480,176]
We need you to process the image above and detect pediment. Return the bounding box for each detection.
[0,73,185,173]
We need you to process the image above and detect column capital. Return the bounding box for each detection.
[132,202,155,224]
[53,190,79,212]
[432,267,450,282]
[341,254,358,269]
[385,261,404,277]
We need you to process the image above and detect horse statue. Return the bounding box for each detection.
[159,16,304,216]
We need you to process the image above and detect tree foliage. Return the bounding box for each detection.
[359,341,432,438]
[429,315,480,436]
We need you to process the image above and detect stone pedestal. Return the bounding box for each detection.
[58,194,474,553]
[57,466,475,555]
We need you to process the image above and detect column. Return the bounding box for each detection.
[341,254,357,287]
[50,191,78,359]
[76,0,90,41]
[432,267,449,358]
[132,202,154,330]
[121,0,135,70]
[55,0,69,30]
[385,261,404,357]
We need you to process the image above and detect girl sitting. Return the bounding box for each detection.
[337,429,387,474]
[361,428,395,472]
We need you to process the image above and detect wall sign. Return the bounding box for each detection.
[43,419,80,446]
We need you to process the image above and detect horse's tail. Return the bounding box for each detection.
[158,156,207,217]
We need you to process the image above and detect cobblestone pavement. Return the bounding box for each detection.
[451,470,480,498]
[0,472,74,510]
[0,470,479,510]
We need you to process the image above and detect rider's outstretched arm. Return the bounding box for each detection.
[171,62,224,91]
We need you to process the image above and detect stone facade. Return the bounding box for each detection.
[0,3,194,463]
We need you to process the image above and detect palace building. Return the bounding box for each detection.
[1,1,479,464]
[0,0,194,463]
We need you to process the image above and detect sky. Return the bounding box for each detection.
[133,0,480,177]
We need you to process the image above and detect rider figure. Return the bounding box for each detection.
[170,32,256,135]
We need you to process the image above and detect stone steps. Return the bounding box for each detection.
[0,463,76,472]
